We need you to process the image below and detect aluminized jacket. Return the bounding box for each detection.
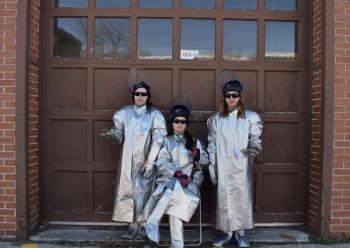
[207,109,263,232]
[112,104,167,223]
[143,135,209,242]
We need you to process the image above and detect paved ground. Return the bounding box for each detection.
[0,241,350,248]
[0,225,349,248]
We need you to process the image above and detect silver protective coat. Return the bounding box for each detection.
[144,135,209,246]
[207,109,263,233]
[112,104,167,223]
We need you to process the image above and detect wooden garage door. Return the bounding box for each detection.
[40,0,310,223]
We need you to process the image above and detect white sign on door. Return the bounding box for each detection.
[180,50,199,60]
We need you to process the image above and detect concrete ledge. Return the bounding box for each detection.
[29,225,311,244]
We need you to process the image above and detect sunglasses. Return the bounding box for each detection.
[173,119,187,124]
[134,92,148,97]
[224,93,241,99]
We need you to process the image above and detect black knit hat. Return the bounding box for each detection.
[170,104,190,121]
[222,80,243,94]
[130,81,151,94]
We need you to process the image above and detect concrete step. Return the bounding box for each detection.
[29,225,311,245]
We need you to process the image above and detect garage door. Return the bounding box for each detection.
[40,0,309,223]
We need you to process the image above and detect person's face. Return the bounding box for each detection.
[224,90,241,109]
[172,116,187,135]
[133,87,148,107]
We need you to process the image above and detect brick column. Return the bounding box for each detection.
[309,0,325,235]
[329,0,350,237]
[0,0,40,238]
[0,0,18,237]
[28,0,40,232]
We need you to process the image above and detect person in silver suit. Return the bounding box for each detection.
[102,81,167,239]
[207,80,263,248]
[143,97,209,248]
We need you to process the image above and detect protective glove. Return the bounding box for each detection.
[100,128,122,144]
[241,145,260,157]
[208,165,217,186]
[190,148,200,162]
[141,162,154,179]
[174,170,184,178]
[174,170,190,188]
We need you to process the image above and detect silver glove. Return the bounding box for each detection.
[142,162,155,179]
[100,128,123,144]
[241,146,260,157]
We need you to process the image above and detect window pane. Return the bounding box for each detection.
[95,18,130,59]
[55,0,88,7]
[223,20,257,61]
[224,0,257,10]
[265,21,297,62]
[54,18,88,58]
[265,0,297,11]
[138,19,172,59]
[181,0,215,9]
[96,0,130,8]
[181,19,215,60]
[138,0,172,8]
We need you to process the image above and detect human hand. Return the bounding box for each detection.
[142,162,154,179]
[174,170,189,188]
[174,170,184,178]
[241,146,260,157]
[100,128,122,143]
[179,174,189,188]
[100,128,115,139]
[191,148,200,162]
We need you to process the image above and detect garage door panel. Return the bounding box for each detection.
[136,69,173,110]
[263,122,299,163]
[222,70,258,110]
[94,69,130,110]
[262,173,303,214]
[52,68,87,110]
[186,121,209,146]
[179,70,216,111]
[264,71,299,113]
[93,120,119,162]
[94,172,115,214]
[49,171,87,212]
[49,120,87,162]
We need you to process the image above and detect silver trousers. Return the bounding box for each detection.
[145,187,185,248]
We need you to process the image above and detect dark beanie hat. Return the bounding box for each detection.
[170,104,190,120]
[222,80,243,94]
[130,81,151,94]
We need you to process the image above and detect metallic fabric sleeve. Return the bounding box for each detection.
[156,140,177,178]
[207,115,218,166]
[207,114,218,185]
[194,139,210,170]
[142,110,168,176]
[192,139,209,186]
[112,109,125,144]
[247,111,263,152]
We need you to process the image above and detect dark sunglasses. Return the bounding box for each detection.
[134,92,148,97]
[173,119,187,124]
[224,93,241,99]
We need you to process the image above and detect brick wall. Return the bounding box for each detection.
[0,0,40,237]
[28,0,40,231]
[330,0,350,237]
[309,0,324,234]
[0,0,17,237]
